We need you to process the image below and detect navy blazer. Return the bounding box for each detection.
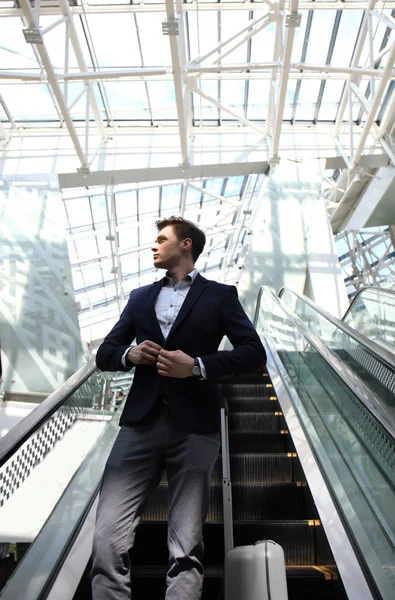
[96,273,266,433]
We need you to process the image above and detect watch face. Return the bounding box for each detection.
[192,365,201,376]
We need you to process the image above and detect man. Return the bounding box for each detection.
[91,216,266,599]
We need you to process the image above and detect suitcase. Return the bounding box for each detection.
[224,540,288,600]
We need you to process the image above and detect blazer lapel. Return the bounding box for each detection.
[166,273,208,343]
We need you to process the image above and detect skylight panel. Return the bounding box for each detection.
[146,81,177,120]
[85,13,142,68]
[0,17,38,70]
[100,81,150,120]
[304,10,337,65]
[187,11,219,62]
[330,10,363,68]
[137,13,172,66]
[0,84,60,121]
[161,183,182,213]
[220,11,251,64]
[318,80,345,121]
[185,186,203,208]
[205,178,225,195]
[220,80,246,118]
[246,80,270,120]
[116,190,138,219]
[193,80,219,120]
[294,80,322,120]
[224,175,244,196]
[65,198,92,227]
[250,22,276,63]
[89,194,107,226]
[283,80,297,120]
[74,237,99,262]
[290,9,309,63]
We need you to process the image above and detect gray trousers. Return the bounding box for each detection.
[91,403,220,600]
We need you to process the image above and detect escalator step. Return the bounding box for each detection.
[212,453,305,484]
[74,563,346,600]
[219,373,268,385]
[129,521,326,567]
[159,453,304,484]
[229,431,295,453]
[220,384,271,398]
[224,398,280,412]
[229,412,286,431]
[142,483,315,522]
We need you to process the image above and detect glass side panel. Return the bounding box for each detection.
[255,289,395,599]
[344,288,395,352]
[0,367,133,595]
[280,289,395,419]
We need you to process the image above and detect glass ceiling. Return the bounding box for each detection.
[62,173,262,343]
[0,1,394,127]
[1,0,395,344]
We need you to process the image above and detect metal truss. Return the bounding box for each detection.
[327,1,395,227]
[336,227,395,297]
[1,0,394,172]
[2,0,395,340]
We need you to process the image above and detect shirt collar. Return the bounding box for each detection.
[163,268,198,286]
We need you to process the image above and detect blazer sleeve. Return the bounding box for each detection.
[200,286,266,378]
[95,291,137,372]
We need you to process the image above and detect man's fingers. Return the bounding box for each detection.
[143,340,163,351]
[143,347,160,360]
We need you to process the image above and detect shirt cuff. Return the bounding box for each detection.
[121,346,134,368]
[197,357,207,379]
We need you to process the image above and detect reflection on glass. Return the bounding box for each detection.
[0,366,133,592]
[281,289,395,418]
[256,288,395,599]
[344,288,395,352]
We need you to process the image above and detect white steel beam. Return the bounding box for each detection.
[352,41,395,167]
[58,0,107,142]
[334,0,377,136]
[193,86,264,137]
[165,0,190,165]
[18,0,87,166]
[58,161,268,190]
[271,0,300,161]
[3,2,395,17]
[266,0,284,137]
[370,10,395,30]
[1,64,390,83]
[190,13,269,65]
[211,17,271,65]
[379,91,395,135]
[187,182,240,208]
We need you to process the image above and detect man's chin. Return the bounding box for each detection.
[154,260,167,270]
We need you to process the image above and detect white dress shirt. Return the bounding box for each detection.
[122,269,207,377]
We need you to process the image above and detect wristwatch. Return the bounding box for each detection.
[191,358,202,378]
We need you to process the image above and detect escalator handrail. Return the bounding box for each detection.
[342,284,395,323]
[278,286,395,372]
[0,357,97,467]
[254,285,395,442]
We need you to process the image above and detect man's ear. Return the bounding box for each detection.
[181,237,193,252]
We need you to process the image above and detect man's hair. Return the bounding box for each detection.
[156,216,206,263]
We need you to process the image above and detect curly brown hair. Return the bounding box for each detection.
[156,216,206,263]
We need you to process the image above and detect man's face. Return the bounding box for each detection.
[152,225,183,270]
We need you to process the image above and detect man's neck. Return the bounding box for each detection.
[166,263,195,283]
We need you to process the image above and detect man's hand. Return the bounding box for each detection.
[157,349,194,379]
[127,341,163,366]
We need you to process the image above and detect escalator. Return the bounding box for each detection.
[0,287,394,599]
